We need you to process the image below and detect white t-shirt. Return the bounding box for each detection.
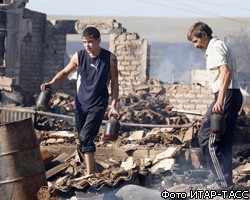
[205,37,240,93]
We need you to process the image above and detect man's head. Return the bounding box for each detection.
[187,22,213,51]
[82,26,101,39]
[82,27,101,55]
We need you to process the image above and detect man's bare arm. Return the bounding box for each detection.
[41,52,78,90]
[108,53,120,118]
[213,64,231,114]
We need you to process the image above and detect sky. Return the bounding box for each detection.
[26,0,250,18]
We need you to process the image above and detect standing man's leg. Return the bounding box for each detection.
[198,100,217,175]
[199,90,242,188]
[198,94,229,187]
[84,152,95,175]
[75,106,106,175]
[220,90,243,186]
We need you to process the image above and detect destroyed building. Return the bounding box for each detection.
[0,0,149,97]
[0,1,250,200]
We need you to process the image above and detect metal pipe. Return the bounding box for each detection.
[172,109,202,116]
[0,106,193,129]
[117,121,193,128]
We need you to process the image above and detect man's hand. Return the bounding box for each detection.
[212,100,224,115]
[108,106,120,119]
[40,83,53,91]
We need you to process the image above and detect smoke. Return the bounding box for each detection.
[150,55,175,83]
[66,40,206,84]
[150,42,205,83]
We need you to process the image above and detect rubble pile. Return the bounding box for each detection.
[35,87,202,195]
[1,81,249,199]
[37,80,191,131]
[35,89,250,198]
[36,85,194,146]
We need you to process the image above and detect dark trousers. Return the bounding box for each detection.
[198,89,242,187]
[74,105,107,153]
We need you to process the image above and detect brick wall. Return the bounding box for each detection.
[42,21,67,93]
[19,9,46,92]
[110,32,149,95]
[163,83,213,118]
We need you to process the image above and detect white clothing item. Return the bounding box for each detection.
[205,37,240,93]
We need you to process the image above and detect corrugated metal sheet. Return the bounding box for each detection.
[0,107,35,124]
[0,107,75,125]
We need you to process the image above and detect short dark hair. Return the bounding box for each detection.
[82,27,100,39]
[187,21,213,41]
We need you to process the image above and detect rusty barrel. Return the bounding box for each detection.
[0,118,47,200]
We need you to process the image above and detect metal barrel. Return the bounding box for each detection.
[0,118,47,200]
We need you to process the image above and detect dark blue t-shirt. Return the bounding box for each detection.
[75,48,111,111]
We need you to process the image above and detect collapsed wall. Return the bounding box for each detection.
[0,2,46,94]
